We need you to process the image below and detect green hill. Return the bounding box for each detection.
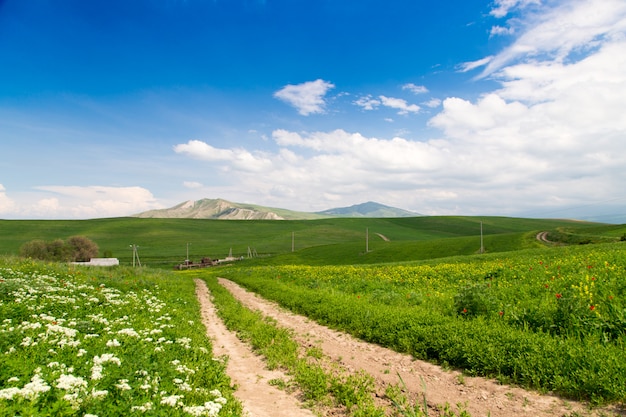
[1,216,619,268]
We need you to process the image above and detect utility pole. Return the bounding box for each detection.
[186,242,191,262]
[130,244,141,267]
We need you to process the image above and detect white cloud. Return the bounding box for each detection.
[354,95,381,111]
[173,140,272,172]
[490,0,541,18]
[175,6,626,217]
[4,185,162,219]
[458,56,493,73]
[481,0,626,77]
[273,79,335,115]
[490,25,515,37]
[423,98,442,108]
[355,93,422,114]
[379,96,420,115]
[0,184,17,214]
[402,83,429,94]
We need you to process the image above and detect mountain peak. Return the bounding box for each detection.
[315,201,419,218]
[134,199,419,219]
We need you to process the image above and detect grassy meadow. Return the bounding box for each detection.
[2,215,626,415]
[0,216,615,267]
[205,241,626,404]
[0,258,241,416]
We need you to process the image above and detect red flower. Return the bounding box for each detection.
[544,284,549,288]
[462,308,468,314]
[589,305,595,311]
[498,311,504,316]
[609,296,614,300]
[555,293,562,299]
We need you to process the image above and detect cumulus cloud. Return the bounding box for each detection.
[0,185,161,219]
[490,25,515,37]
[423,98,442,108]
[379,96,421,115]
[273,79,335,115]
[402,83,429,94]
[169,0,626,218]
[353,95,381,111]
[0,184,17,214]
[355,93,422,114]
[174,140,272,172]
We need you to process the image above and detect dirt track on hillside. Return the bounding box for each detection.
[196,278,624,417]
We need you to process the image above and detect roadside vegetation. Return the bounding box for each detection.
[205,242,626,405]
[200,275,470,417]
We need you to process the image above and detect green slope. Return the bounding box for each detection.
[0,216,616,267]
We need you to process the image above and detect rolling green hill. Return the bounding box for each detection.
[1,216,619,268]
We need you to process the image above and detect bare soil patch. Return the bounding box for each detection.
[196,278,623,417]
[195,279,315,417]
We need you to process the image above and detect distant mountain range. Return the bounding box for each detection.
[316,201,418,218]
[133,199,420,220]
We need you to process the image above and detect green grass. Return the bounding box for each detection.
[0,257,241,416]
[2,215,626,412]
[0,216,612,268]
[207,242,626,404]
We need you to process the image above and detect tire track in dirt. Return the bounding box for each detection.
[195,279,315,417]
[215,278,623,417]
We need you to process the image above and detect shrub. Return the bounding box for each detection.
[66,235,99,262]
[19,236,98,262]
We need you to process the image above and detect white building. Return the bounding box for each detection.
[71,258,119,266]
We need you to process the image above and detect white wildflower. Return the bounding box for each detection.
[106,339,121,347]
[94,353,121,365]
[21,374,51,400]
[131,402,153,412]
[91,389,108,398]
[115,379,132,391]
[56,374,87,391]
[160,394,183,407]
[0,387,21,400]
[177,337,192,349]
[117,328,139,337]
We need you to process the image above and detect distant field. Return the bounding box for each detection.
[0,216,621,268]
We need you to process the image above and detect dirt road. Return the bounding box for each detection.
[196,278,622,417]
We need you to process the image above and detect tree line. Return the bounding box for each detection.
[19,236,99,262]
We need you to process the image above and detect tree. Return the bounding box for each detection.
[19,236,99,262]
[19,239,49,260]
[66,236,99,262]
[48,239,72,262]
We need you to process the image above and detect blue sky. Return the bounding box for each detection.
[1,0,626,222]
